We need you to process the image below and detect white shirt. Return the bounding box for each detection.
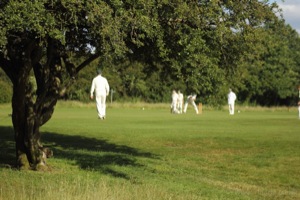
[187,94,196,102]
[228,91,236,104]
[90,75,110,97]
[178,92,183,103]
[172,92,178,104]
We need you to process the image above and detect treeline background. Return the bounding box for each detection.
[1,1,300,107]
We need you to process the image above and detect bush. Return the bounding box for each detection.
[0,80,12,103]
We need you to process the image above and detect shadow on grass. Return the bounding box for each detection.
[0,126,158,179]
[0,126,15,167]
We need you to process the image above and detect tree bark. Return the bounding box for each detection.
[11,63,46,170]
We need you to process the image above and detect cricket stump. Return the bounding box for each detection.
[198,103,202,114]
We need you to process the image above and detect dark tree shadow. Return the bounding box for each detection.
[0,126,159,179]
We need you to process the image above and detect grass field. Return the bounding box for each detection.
[0,102,299,200]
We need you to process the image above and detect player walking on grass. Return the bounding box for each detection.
[90,69,110,120]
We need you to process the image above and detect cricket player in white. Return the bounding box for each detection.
[90,69,110,119]
[177,90,184,114]
[183,94,198,114]
[171,90,179,114]
[228,88,237,115]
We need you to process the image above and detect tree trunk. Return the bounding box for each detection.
[2,37,92,170]
[11,68,53,170]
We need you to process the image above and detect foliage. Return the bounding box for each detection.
[0,68,12,103]
[0,0,299,106]
[66,0,300,106]
[0,80,12,103]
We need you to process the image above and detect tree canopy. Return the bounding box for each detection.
[1,0,299,105]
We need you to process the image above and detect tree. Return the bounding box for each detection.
[0,0,127,170]
[236,19,300,105]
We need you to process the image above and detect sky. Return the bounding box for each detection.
[270,0,300,34]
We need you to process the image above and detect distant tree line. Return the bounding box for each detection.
[37,16,300,106]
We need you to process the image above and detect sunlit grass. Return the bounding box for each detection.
[0,101,299,200]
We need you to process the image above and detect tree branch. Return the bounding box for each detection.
[75,53,100,75]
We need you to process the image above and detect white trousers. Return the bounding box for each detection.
[96,94,107,118]
[184,101,198,114]
[177,101,183,114]
[229,103,235,115]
